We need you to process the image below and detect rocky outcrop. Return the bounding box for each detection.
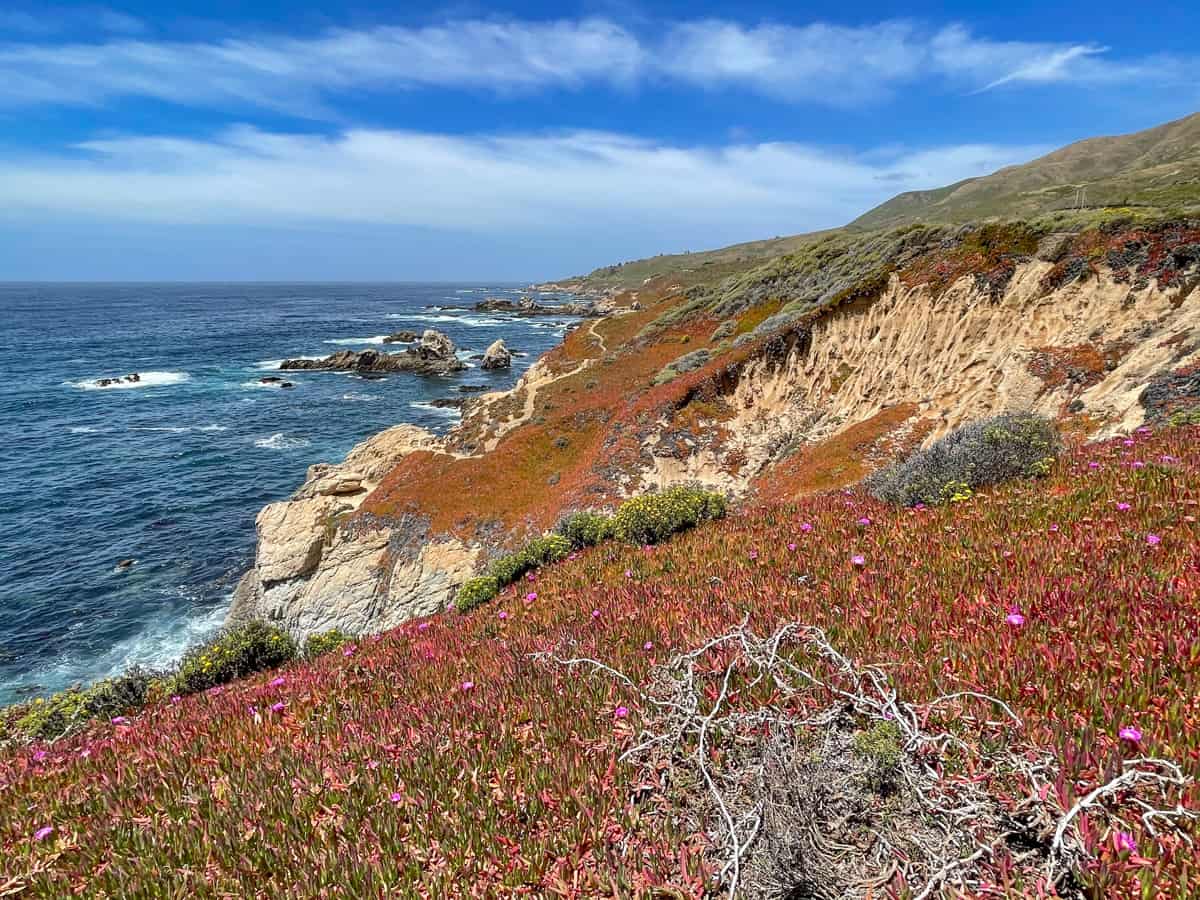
[481,339,512,370]
[475,297,605,317]
[383,330,417,343]
[280,330,466,375]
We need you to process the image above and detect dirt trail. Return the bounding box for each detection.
[480,317,611,452]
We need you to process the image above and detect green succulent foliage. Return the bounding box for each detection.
[454,576,500,613]
[610,485,728,545]
[170,621,297,696]
[853,720,904,791]
[303,629,354,659]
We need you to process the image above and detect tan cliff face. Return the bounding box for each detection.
[230,256,1198,642]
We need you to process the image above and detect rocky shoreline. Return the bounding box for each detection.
[281,329,467,375]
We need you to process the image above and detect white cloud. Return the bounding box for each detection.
[0,17,1182,114]
[0,126,1049,233]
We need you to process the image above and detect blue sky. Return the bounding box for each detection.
[0,2,1195,280]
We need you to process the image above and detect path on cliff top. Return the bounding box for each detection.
[482,316,612,452]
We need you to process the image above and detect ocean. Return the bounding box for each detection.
[0,282,577,705]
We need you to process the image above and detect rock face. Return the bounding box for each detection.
[481,339,512,370]
[226,424,481,638]
[280,330,466,375]
[383,330,417,343]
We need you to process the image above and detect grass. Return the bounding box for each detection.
[2,424,1197,896]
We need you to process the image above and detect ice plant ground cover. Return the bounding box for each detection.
[1,427,1198,896]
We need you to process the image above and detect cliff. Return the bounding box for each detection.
[230,221,1200,641]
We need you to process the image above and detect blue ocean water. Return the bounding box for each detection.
[0,283,576,704]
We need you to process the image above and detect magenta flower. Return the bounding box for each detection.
[591,609,601,620]
[1048,523,1059,533]
[270,702,285,714]
[624,569,633,578]
[1132,460,1145,469]
[1122,438,1135,448]
[787,542,797,551]
[342,645,356,656]
[1146,534,1161,546]
[851,554,866,567]
[498,610,508,620]
[857,516,871,526]
[1006,611,1026,628]
[614,706,629,719]
[525,571,536,582]
[1119,725,1142,743]
[1115,502,1131,512]
[568,552,579,561]
[33,826,54,842]
[748,549,758,560]
[111,716,128,726]
[417,622,430,632]
[209,685,224,696]
[170,695,182,705]
[367,759,380,770]
[800,522,813,533]
[1160,454,1178,464]
[1114,831,1137,853]
[389,791,402,804]
[460,681,474,692]
[913,502,926,511]
[31,749,47,763]
[525,591,537,602]
[643,641,654,651]
[269,676,286,688]
[1087,461,1100,470]
[248,705,258,716]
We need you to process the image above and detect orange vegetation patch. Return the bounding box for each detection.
[753,403,920,500]
[1028,342,1131,392]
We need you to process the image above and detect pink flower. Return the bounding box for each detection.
[247,705,258,716]
[624,569,633,578]
[498,610,508,620]
[1048,523,1059,533]
[1146,534,1161,546]
[614,706,629,719]
[367,760,380,771]
[1119,725,1142,743]
[1114,831,1137,853]
[208,686,224,696]
[591,609,601,620]
[1088,461,1101,470]
[643,641,654,651]
[1136,426,1152,435]
[1115,502,1131,511]
[270,702,285,714]
[417,622,430,632]
[857,516,871,526]
[800,522,813,533]
[850,554,866,567]
[342,645,356,656]
[1160,454,1178,464]
[270,676,286,687]
[170,695,181,705]
[525,592,537,602]
[460,681,474,692]
[111,716,128,726]
[1006,611,1026,628]
[568,552,579,561]
[389,792,402,804]
[526,572,536,582]
[787,542,797,551]
[1122,438,1135,448]
[33,826,54,842]
[1132,460,1145,469]
[748,550,758,560]
[31,749,47,763]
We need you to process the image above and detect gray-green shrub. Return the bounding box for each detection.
[866,412,1061,507]
[170,621,297,696]
[555,510,614,548]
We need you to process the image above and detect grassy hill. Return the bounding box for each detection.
[558,111,1200,294]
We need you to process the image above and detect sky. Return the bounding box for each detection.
[0,2,1195,280]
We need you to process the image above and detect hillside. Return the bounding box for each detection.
[3,113,1200,896]
[851,111,1200,229]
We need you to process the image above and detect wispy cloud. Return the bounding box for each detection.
[0,17,1183,115]
[0,126,1049,233]
[0,6,144,38]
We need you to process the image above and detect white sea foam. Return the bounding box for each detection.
[254,432,311,450]
[324,335,390,346]
[129,424,229,434]
[68,371,190,391]
[342,392,380,402]
[68,425,105,434]
[254,356,323,371]
[410,401,462,417]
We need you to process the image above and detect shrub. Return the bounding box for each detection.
[867,412,1061,507]
[170,621,297,696]
[303,629,353,659]
[14,667,161,742]
[555,510,614,548]
[454,576,500,613]
[853,720,904,790]
[487,535,572,585]
[610,485,728,545]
